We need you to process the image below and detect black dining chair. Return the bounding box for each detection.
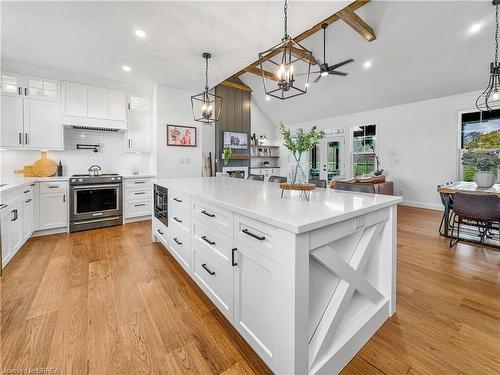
[248,174,265,181]
[268,175,287,183]
[309,179,327,188]
[334,181,375,194]
[229,171,244,179]
[449,192,500,247]
[437,182,455,235]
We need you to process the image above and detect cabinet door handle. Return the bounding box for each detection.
[25,133,29,145]
[25,199,32,203]
[201,235,215,245]
[232,248,238,266]
[24,87,28,96]
[63,194,66,202]
[11,209,18,221]
[18,87,22,95]
[128,139,131,148]
[242,228,265,241]
[173,197,182,203]
[201,263,216,276]
[134,181,146,184]
[49,186,59,189]
[24,190,30,193]
[157,229,164,235]
[134,192,146,195]
[30,183,36,187]
[134,203,146,207]
[173,237,182,245]
[19,132,22,145]
[0,204,7,209]
[173,217,182,223]
[201,210,215,218]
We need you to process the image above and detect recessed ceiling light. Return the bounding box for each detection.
[363,61,372,69]
[135,29,146,38]
[266,95,271,101]
[469,23,481,34]
[122,65,131,72]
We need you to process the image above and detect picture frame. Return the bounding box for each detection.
[167,124,197,147]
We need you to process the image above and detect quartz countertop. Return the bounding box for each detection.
[154,177,402,234]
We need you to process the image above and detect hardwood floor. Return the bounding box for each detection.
[1,206,499,374]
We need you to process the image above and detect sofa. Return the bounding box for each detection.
[330,176,394,195]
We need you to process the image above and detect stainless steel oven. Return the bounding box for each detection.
[154,184,168,226]
[69,174,123,232]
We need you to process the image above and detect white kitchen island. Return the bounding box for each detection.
[151,177,402,375]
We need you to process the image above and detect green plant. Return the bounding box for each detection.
[280,123,325,184]
[461,151,500,174]
[223,147,232,166]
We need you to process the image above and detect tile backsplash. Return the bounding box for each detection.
[1,127,152,180]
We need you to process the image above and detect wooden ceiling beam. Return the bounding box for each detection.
[337,7,376,42]
[243,66,277,81]
[220,80,252,92]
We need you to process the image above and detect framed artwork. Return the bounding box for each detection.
[167,125,197,147]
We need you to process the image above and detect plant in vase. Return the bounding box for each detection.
[280,123,325,185]
[462,151,500,188]
[223,147,232,166]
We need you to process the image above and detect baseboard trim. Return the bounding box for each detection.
[32,227,68,237]
[399,200,443,211]
[124,216,151,224]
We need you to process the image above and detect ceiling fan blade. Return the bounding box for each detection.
[329,71,348,76]
[313,74,322,83]
[296,71,320,76]
[328,59,354,71]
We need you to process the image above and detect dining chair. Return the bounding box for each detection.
[229,171,244,179]
[437,182,454,235]
[449,192,500,247]
[268,175,287,183]
[309,179,327,188]
[334,181,375,194]
[248,174,265,181]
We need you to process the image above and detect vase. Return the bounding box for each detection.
[287,152,308,185]
[474,171,496,188]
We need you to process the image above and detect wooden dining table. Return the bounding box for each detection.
[437,181,500,247]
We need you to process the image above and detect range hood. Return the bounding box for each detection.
[61,115,127,131]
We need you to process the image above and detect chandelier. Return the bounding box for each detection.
[191,53,223,123]
[258,0,313,100]
[476,0,500,112]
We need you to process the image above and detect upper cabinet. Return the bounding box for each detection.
[0,72,62,150]
[62,81,127,129]
[126,94,152,153]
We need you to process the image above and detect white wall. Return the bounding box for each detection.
[251,94,276,143]
[283,90,481,210]
[1,128,150,181]
[155,85,203,178]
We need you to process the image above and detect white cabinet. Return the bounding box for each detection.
[87,85,107,118]
[1,95,24,147]
[123,177,152,220]
[126,111,151,152]
[107,89,127,121]
[23,99,62,150]
[1,199,23,267]
[22,196,34,242]
[1,71,62,150]
[63,81,87,117]
[39,182,67,230]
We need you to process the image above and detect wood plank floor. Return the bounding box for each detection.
[1,205,499,375]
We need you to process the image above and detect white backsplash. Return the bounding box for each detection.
[1,127,151,181]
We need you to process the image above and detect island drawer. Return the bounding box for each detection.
[153,217,169,243]
[168,219,192,270]
[192,198,233,235]
[170,206,191,233]
[234,214,280,262]
[193,219,233,270]
[193,238,233,320]
[169,190,191,213]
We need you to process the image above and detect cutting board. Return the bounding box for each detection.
[31,151,57,177]
[14,166,35,177]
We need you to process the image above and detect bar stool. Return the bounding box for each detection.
[268,176,287,183]
[309,179,327,188]
[248,174,264,181]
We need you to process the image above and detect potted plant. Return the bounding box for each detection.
[223,147,232,166]
[280,123,325,185]
[461,151,500,188]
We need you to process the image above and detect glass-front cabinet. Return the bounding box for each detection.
[1,72,60,101]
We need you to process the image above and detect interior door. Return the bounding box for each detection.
[319,136,345,182]
[1,95,24,147]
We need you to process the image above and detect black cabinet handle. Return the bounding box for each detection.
[63,194,66,202]
[25,133,29,145]
[134,181,146,184]
[19,133,22,145]
[201,263,216,276]
[242,228,265,241]
[173,198,182,202]
[25,199,32,203]
[0,204,7,209]
[11,209,18,221]
[232,248,238,267]
[134,192,146,195]
[18,87,21,95]
[48,186,59,189]
[173,237,182,245]
[30,183,36,187]
[24,87,28,96]
[128,139,131,148]
[201,210,215,218]
[173,217,182,223]
[134,203,146,207]
[201,236,215,245]
[157,229,164,235]
[24,190,30,193]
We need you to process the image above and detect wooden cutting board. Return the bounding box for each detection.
[14,166,35,177]
[31,151,57,177]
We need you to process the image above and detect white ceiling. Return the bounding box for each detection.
[243,1,495,124]
[1,0,350,91]
[1,1,494,125]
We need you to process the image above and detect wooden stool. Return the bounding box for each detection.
[279,183,316,201]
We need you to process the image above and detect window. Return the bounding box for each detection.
[308,144,320,179]
[352,124,376,176]
[460,110,500,181]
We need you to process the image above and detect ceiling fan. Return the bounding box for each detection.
[311,23,354,83]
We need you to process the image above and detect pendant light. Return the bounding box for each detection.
[258,0,313,100]
[476,0,500,112]
[191,53,223,123]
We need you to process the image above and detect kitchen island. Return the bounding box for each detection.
[152,177,401,375]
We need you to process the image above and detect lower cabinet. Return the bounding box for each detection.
[22,196,34,241]
[39,188,67,230]
[123,177,152,219]
[1,198,23,267]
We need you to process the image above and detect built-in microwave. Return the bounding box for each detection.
[154,184,168,226]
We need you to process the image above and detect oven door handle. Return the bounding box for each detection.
[72,184,121,190]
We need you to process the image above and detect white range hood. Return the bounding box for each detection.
[61,115,127,131]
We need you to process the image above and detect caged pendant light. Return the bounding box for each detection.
[258,0,314,100]
[191,53,223,123]
[476,0,500,112]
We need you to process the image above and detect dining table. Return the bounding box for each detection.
[437,181,500,248]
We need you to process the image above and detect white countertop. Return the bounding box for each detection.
[154,177,402,234]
